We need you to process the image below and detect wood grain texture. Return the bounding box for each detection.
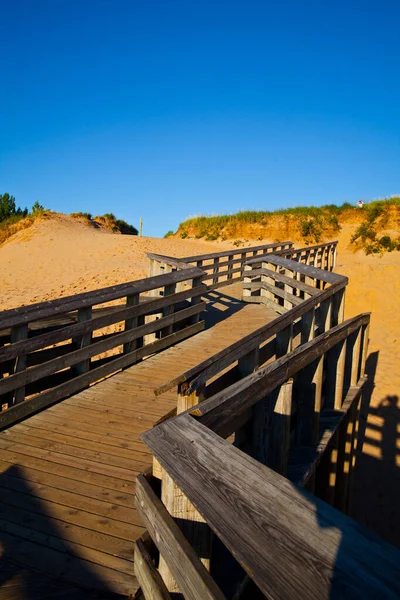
[142,414,400,600]
[135,474,225,600]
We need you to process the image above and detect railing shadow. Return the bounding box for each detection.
[0,464,124,599]
[202,290,246,328]
[349,350,400,549]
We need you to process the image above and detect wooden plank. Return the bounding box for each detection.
[135,474,225,600]
[0,446,136,493]
[142,413,400,600]
[0,437,145,483]
[134,536,172,600]
[0,320,204,431]
[0,524,137,596]
[0,456,135,507]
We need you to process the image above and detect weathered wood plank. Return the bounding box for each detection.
[142,413,400,600]
[134,536,172,600]
[135,474,225,600]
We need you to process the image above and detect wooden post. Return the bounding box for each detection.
[139,217,143,236]
[73,307,92,375]
[234,347,260,452]
[335,406,355,514]
[10,324,28,405]
[315,432,339,506]
[212,257,219,286]
[350,326,362,386]
[123,293,143,354]
[251,379,293,476]
[158,381,211,592]
[283,268,295,310]
[300,308,316,345]
[319,297,332,334]
[227,254,234,280]
[325,339,347,410]
[331,288,345,326]
[295,356,323,447]
[190,276,203,325]
[346,395,362,513]
[161,282,176,338]
[360,322,370,376]
[242,264,252,301]
[276,324,293,358]
[261,261,276,303]
[240,252,246,278]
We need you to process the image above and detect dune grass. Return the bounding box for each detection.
[173,198,400,252]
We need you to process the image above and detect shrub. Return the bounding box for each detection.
[71,212,93,220]
[31,201,46,216]
[0,193,28,223]
[164,230,174,238]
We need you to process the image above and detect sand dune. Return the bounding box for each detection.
[1,214,399,544]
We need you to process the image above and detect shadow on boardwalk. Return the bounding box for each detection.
[0,464,122,599]
[203,289,245,328]
[350,350,400,549]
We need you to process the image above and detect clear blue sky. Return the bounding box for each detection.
[1,1,399,237]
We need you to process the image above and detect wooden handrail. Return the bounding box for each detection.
[245,253,341,283]
[178,241,293,263]
[146,252,195,271]
[141,412,400,600]
[0,268,207,428]
[280,240,338,254]
[154,271,348,398]
[0,267,204,330]
[190,313,370,438]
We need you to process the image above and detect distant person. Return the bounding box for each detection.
[357,200,364,208]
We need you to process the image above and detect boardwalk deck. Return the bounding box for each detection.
[0,284,277,598]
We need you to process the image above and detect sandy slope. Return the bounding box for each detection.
[1,215,399,544]
[0,214,234,310]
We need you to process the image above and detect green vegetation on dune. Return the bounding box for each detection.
[351,197,400,254]
[70,212,138,235]
[174,204,350,244]
[0,192,139,246]
[171,198,400,254]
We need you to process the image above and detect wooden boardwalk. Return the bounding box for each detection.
[0,284,277,598]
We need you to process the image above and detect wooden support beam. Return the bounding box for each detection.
[10,324,28,405]
[73,307,92,376]
[123,293,142,354]
[134,536,172,600]
[158,380,211,591]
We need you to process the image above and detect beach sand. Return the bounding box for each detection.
[1,214,399,545]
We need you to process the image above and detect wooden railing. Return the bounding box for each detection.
[0,268,205,429]
[279,240,337,269]
[243,250,343,313]
[154,249,346,419]
[147,241,294,290]
[133,312,400,600]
